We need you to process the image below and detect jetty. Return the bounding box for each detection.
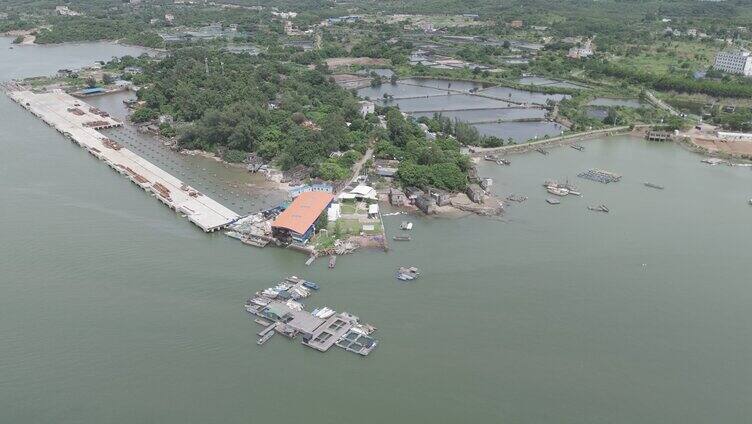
[244,276,379,356]
[6,89,239,232]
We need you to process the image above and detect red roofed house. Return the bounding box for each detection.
[272,191,334,243]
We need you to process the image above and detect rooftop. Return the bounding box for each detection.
[272,191,334,235]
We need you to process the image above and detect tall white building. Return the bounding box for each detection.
[713,50,752,76]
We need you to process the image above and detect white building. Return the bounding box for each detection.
[358,100,375,117]
[714,50,752,76]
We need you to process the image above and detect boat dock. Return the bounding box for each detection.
[7,89,239,232]
[244,276,379,356]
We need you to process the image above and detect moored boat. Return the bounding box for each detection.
[302,280,320,290]
[644,182,665,190]
[257,330,275,345]
[546,198,560,205]
[393,235,412,241]
[547,186,570,196]
[328,256,336,269]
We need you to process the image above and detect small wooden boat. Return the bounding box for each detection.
[570,144,584,151]
[257,330,275,345]
[393,235,412,241]
[546,198,560,205]
[588,205,609,213]
[535,147,548,155]
[644,182,664,190]
[328,256,336,269]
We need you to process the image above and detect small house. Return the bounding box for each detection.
[376,166,398,178]
[415,194,437,214]
[404,187,424,203]
[389,188,407,206]
[466,184,484,203]
[430,189,451,206]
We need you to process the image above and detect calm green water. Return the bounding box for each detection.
[2,38,752,423]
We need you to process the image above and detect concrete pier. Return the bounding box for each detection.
[7,89,239,232]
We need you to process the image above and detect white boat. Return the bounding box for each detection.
[547,186,569,196]
[400,221,413,230]
[316,307,335,319]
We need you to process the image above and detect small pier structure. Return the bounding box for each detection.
[244,276,379,356]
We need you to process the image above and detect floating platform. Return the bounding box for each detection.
[7,89,239,232]
[577,168,621,184]
[246,277,378,357]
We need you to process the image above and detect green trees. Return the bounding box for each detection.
[131,48,370,178]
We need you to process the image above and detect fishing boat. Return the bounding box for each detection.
[570,144,584,151]
[302,280,320,290]
[400,221,413,230]
[535,147,548,155]
[305,255,315,266]
[328,256,336,269]
[393,235,412,241]
[644,182,665,190]
[496,158,511,166]
[483,154,498,161]
[546,198,561,205]
[396,266,420,281]
[588,205,609,213]
[257,330,275,345]
[547,186,570,196]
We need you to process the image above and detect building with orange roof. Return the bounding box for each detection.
[271,191,334,243]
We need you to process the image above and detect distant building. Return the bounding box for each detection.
[55,5,80,16]
[510,20,523,29]
[430,189,451,206]
[389,188,407,206]
[375,166,398,178]
[358,100,375,117]
[339,185,378,202]
[716,131,752,142]
[404,187,424,202]
[713,50,752,76]
[567,39,595,59]
[289,183,334,199]
[415,194,437,214]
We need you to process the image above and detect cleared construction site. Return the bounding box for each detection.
[6,88,239,232]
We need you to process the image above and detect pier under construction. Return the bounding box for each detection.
[6,88,239,232]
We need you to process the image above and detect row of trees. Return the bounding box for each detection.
[586,60,752,98]
[376,109,471,192]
